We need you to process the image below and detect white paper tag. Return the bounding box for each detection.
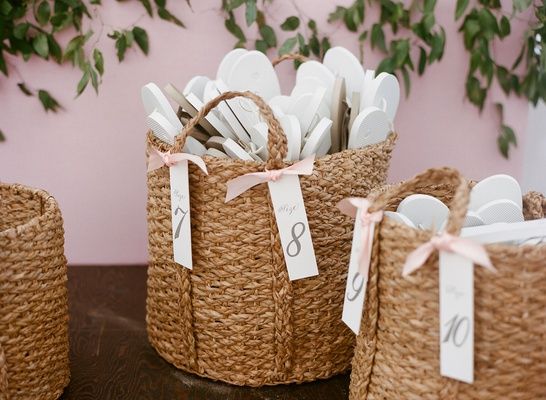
[439,251,473,383]
[268,175,318,281]
[342,208,370,335]
[170,160,192,269]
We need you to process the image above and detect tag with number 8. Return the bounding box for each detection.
[268,175,318,281]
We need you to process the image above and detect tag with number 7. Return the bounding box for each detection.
[148,148,208,269]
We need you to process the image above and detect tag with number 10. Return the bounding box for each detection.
[439,251,474,383]
[268,175,318,281]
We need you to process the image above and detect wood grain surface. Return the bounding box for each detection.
[59,265,350,400]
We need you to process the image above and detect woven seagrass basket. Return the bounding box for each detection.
[0,183,70,400]
[349,167,546,400]
[146,91,397,386]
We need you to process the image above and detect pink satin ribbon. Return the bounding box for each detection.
[338,198,384,278]
[147,148,208,174]
[225,155,315,202]
[402,232,495,277]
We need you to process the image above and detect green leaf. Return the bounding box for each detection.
[33,33,49,58]
[418,46,427,75]
[280,16,300,31]
[424,0,436,13]
[50,12,72,31]
[496,65,511,94]
[343,7,359,32]
[0,50,6,76]
[422,13,435,32]
[296,32,309,57]
[93,48,104,75]
[48,35,62,63]
[308,19,317,32]
[115,34,127,62]
[401,67,411,96]
[497,124,517,158]
[376,57,394,74]
[77,69,90,96]
[466,75,486,110]
[13,23,30,39]
[393,40,409,68]
[90,0,101,4]
[245,0,256,26]
[255,39,268,54]
[462,18,480,49]
[0,0,13,15]
[139,0,153,16]
[499,16,510,38]
[38,89,61,112]
[371,24,386,52]
[259,25,276,47]
[154,0,166,8]
[321,37,331,56]
[278,36,297,56]
[125,30,134,47]
[0,130,5,142]
[477,8,498,38]
[455,0,469,20]
[309,35,320,56]
[158,7,185,28]
[328,6,346,23]
[470,49,481,74]
[225,0,245,11]
[133,26,149,55]
[90,67,99,93]
[429,28,445,63]
[36,1,51,25]
[359,30,368,42]
[225,15,246,44]
[17,82,33,96]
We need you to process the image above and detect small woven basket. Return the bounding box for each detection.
[0,183,70,400]
[146,91,396,386]
[349,168,546,400]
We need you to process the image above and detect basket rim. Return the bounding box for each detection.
[147,131,398,170]
[0,182,58,239]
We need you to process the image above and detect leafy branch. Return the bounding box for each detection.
[221,0,544,158]
[0,0,185,130]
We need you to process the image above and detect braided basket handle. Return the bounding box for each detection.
[369,167,470,235]
[0,342,7,399]
[522,191,546,220]
[170,91,288,169]
[272,53,308,67]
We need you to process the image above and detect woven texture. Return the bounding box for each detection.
[349,168,546,400]
[0,183,69,400]
[146,91,396,386]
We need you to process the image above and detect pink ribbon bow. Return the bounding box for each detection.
[147,148,208,174]
[225,155,315,202]
[402,232,495,277]
[338,198,384,278]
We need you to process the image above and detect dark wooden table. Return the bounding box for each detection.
[60,265,350,400]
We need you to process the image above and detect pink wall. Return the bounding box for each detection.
[0,1,530,264]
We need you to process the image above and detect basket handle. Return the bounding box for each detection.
[369,167,470,235]
[272,53,308,67]
[170,91,288,169]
